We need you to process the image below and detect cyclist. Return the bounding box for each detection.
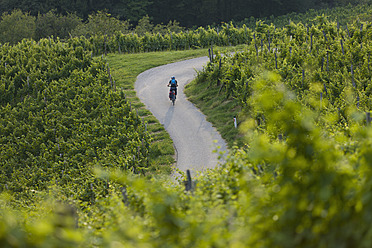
[167,76,178,99]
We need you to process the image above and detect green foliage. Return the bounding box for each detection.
[0,9,35,44]
[71,11,132,38]
[3,3,372,54]
[220,72,372,247]
[35,10,82,40]
[134,15,154,36]
[108,0,152,23]
[239,2,372,29]
[180,16,372,246]
[3,9,372,248]
[3,93,372,247]
[153,20,185,35]
[0,39,151,201]
[195,17,372,142]
[0,9,186,45]
[68,22,252,55]
[134,16,185,36]
[1,0,362,28]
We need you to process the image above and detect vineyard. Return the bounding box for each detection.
[195,15,372,143]
[0,39,150,202]
[184,16,372,246]
[2,8,372,248]
[63,3,372,57]
[66,23,250,56]
[239,3,372,29]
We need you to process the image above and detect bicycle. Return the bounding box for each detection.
[168,87,176,105]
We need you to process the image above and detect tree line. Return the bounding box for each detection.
[0,0,368,28]
[0,10,184,44]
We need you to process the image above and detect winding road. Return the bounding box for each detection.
[135,57,228,174]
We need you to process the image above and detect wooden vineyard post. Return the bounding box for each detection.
[217,58,222,86]
[275,52,278,69]
[255,43,259,60]
[208,44,214,62]
[351,64,356,88]
[211,45,214,62]
[184,170,193,192]
[267,31,271,52]
[121,186,129,206]
[104,35,107,56]
[170,32,173,50]
[360,24,364,41]
[90,183,95,203]
[107,66,113,90]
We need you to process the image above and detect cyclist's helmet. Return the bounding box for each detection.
[171,76,175,79]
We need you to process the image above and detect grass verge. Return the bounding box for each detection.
[184,73,244,148]
[105,45,246,175]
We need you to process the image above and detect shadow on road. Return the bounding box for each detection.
[163,104,175,128]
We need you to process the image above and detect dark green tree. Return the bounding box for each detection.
[35,10,82,40]
[0,9,35,44]
[111,0,151,23]
[71,10,131,37]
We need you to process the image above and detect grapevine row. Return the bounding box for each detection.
[199,16,372,135]
[66,23,252,55]
[0,39,150,200]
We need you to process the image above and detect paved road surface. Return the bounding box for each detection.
[135,57,228,174]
